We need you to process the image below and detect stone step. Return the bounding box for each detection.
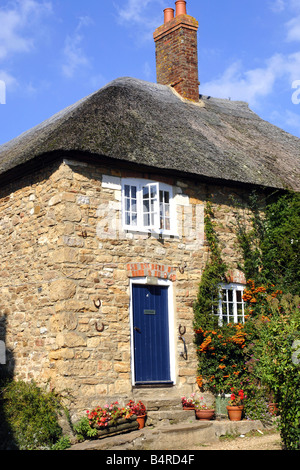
[70,419,267,451]
[131,388,196,425]
[146,409,195,426]
[141,397,182,412]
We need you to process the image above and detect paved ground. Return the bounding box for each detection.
[187,430,282,451]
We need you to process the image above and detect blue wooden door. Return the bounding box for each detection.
[132,284,171,384]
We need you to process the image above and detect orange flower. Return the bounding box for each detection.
[196,376,203,387]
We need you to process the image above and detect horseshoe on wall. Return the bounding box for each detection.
[95,321,105,332]
[178,324,187,360]
[179,324,186,336]
[93,298,102,309]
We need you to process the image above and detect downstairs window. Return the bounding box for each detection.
[214,283,246,325]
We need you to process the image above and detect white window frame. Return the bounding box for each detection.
[121,178,176,235]
[215,283,246,325]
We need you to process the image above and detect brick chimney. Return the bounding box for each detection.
[153,1,199,102]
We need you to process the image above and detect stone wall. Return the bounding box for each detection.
[0,158,248,419]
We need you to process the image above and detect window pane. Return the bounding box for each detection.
[159,190,171,231]
[125,185,130,198]
[150,185,157,198]
[236,290,242,303]
[132,199,137,212]
[165,203,170,217]
[143,186,149,199]
[124,185,138,227]
[132,213,137,226]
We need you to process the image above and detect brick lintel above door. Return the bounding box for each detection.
[126,263,177,282]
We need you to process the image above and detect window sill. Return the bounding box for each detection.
[123,226,179,239]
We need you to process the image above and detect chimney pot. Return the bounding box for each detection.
[175,0,187,16]
[164,8,175,23]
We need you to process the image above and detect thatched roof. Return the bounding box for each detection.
[0,77,299,190]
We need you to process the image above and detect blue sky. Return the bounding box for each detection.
[0,0,300,145]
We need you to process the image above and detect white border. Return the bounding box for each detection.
[129,277,176,386]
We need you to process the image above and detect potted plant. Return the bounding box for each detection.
[226,387,245,421]
[181,393,196,410]
[194,397,215,420]
[267,391,278,416]
[86,401,137,436]
[126,400,147,429]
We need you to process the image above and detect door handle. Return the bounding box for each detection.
[134,326,141,333]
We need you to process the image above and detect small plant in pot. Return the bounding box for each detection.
[194,397,215,420]
[226,387,245,421]
[181,393,196,410]
[126,400,147,429]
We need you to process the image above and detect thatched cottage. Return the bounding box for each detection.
[0,1,299,419]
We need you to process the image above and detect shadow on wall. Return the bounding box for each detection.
[0,315,17,450]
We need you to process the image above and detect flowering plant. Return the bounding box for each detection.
[194,397,212,410]
[126,400,146,416]
[229,387,245,406]
[181,393,196,408]
[87,401,133,428]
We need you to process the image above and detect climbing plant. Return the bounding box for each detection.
[193,201,227,331]
[194,201,247,393]
[194,192,300,450]
[233,191,300,450]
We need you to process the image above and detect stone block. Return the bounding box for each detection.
[56,332,87,348]
[49,279,77,301]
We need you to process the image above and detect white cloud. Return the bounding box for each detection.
[269,0,300,42]
[269,0,286,13]
[117,0,153,23]
[115,0,165,40]
[200,53,300,106]
[61,16,93,79]
[271,109,300,135]
[286,15,300,41]
[0,0,52,61]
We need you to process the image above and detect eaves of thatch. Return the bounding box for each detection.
[0,77,299,191]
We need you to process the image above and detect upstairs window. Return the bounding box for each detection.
[122,179,175,234]
[213,284,246,325]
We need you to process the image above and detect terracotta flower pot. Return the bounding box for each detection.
[136,414,146,429]
[195,409,215,420]
[226,405,244,421]
[268,403,278,416]
[183,405,195,410]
